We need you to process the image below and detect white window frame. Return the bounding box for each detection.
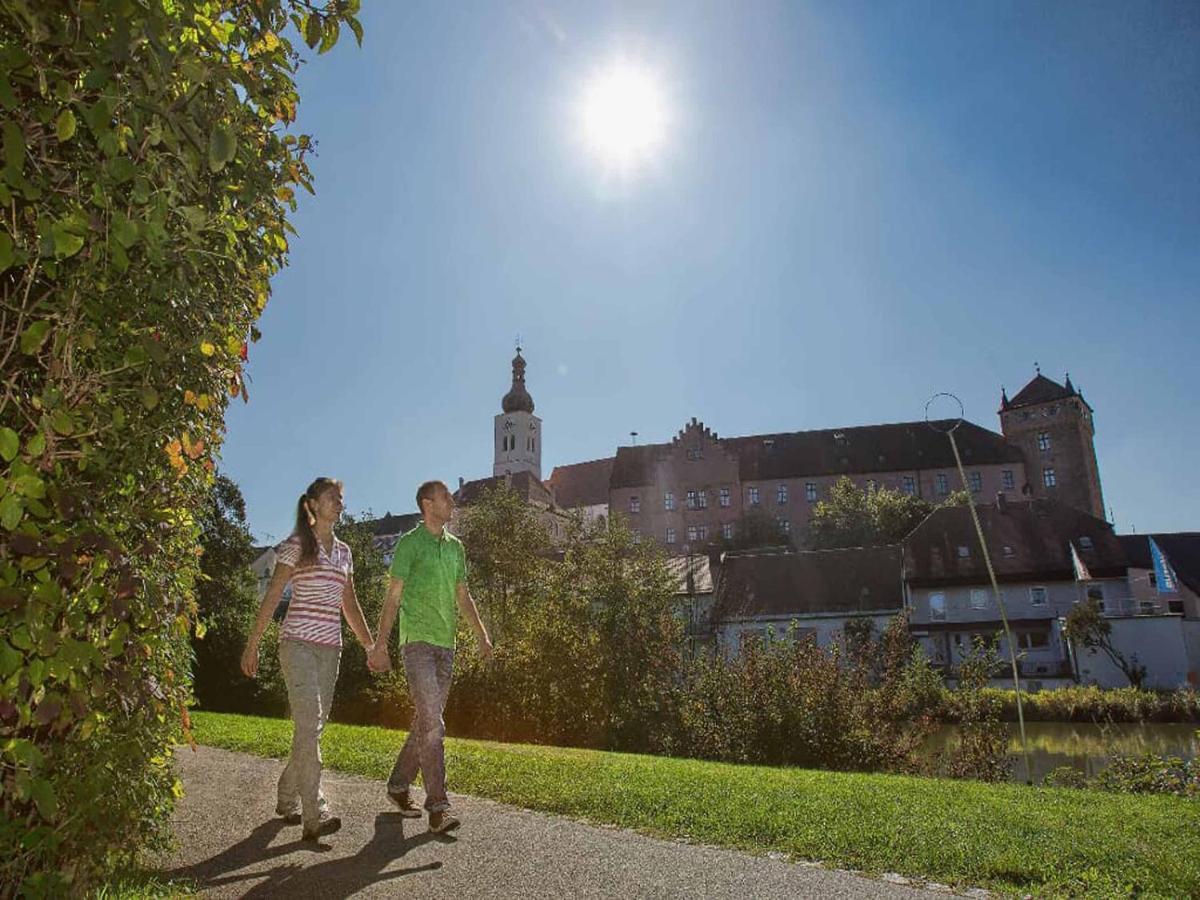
[805,482,817,502]
[968,472,982,493]
[629,495,640,514]
[1043,467,1056,487]
[777,484,788,505]
[722,522,734,540]
[936,473,948,495]
[1002,470,1015,490]
[748,486,760,506]
[902,475,915,496]
[1030,585,1048,606]
[1037,432,1051,452]
[687,525,698,542]
[666,528,676,545]
[719,487,731,508]
[970,588,988,609]
[698,490,708,510]
[664,491,675,511]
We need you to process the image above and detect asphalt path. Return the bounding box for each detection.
[163,745,978,899]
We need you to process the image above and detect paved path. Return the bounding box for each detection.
[164,745,970,899]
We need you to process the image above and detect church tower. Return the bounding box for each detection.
[999,368,1105,520]
[493,348,542,480]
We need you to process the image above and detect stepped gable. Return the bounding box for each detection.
[904,498,1126,587]
[547,457,614,509]
[713,545,904,620]
[1118,533,1200,596]
[610,419,1021,489]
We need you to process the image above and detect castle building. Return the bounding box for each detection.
[548,370,1106,555]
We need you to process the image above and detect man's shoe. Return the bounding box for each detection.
[301,813,342,842]
[275,804,302,825]
[387,788,423,818]
[428,809,460,834]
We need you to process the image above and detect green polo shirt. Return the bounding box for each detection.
[389,522,467,649]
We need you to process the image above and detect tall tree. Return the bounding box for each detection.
[807,477,965,549]
[1063,598,1147,688]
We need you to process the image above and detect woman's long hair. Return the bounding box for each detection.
[294,477,343,566]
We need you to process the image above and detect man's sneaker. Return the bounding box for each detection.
[387,788,423,818]
[428,809,460,834]
[276,808,302,826]
[301,813,342,842]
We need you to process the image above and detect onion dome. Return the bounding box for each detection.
[501,349,535,414]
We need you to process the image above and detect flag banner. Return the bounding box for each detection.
[1148,537,1179,594]
[1070,541,1092,582]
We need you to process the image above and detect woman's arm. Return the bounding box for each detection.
[341,577,374,650]
[240,562,293,678]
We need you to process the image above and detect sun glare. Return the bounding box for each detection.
[577,60,667,172]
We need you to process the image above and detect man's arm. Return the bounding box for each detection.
[455,581,492,659]
[368,577,404,672]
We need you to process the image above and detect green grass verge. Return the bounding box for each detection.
[190,711,1199,898]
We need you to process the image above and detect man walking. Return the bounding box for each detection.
[368,480,492,833]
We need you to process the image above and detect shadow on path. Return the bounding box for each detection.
[166,811,447,896]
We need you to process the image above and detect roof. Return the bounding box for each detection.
[1004,373,1089,411]
[1118,533,1200,596]
[455,471,555,507]
[713,545,904,621]
[904,498,1126,586]
[362,512,422,536]
[548,457,614,509]
[610,419,1022,489]
[664,554,714,595]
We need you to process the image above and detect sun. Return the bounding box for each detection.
[576,59,668,171]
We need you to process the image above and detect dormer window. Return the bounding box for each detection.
[1078,536,1093,549]
[957,545,971,559]
[762,439,775,449]
[833,432,847,447]
[1002,545,1015,558]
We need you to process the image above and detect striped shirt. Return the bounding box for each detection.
[276,534,353,648]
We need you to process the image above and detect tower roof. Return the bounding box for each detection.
[1006,373,1077,410]
[501,349,535,414]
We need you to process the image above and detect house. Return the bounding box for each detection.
[709,545,905,659]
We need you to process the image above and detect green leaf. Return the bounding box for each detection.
[111,213,139,248]
[4,737,44,769]
[14,475,45,499]
[304,13,323,49]
[0,494,23,530]
[55,109,77,142]
[25,432,45,457]
[0,642,22,679]
[0,232,13,271]
[0,427,17,462]
[49,409,74,435]
[348,16,364,47]
[19,321,51,355]
[51,224,85,259]
[140,386,159,409]
[29,775,58,820]
[207,125,237,173]
[2,121,24,174]
[319,18,340,54]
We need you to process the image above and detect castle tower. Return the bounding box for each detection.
[999,368,1105,519]
[493,347,542,480]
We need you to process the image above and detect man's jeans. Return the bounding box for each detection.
[277,639,340,832]
[388,641,455,812]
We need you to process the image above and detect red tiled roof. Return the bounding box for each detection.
[455,471,555,507]
[713,546,904,620]
[548,457,614,509]
[610,419,1022,489]
[904,498,1125,586]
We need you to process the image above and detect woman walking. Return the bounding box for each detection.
[241,477,374,841]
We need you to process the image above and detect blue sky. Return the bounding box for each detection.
[221,1,1200,543]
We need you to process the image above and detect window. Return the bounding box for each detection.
[1002,470,1015,491]
[1002,545,1015,558]
[697,524,708,541]
[719,487,731,508]
[748,486,760,506]
[936,473,949,495]
[687,525,698,542]
[957,545,971,558]
[629,495,640,514]
[666,528,676,545]
[1037,432,1051,452]
[631,530,641,543]
[664,491,675,511]
[1030,586,1047,606]
[1078,536,1093,549]
[1086,583,1105,608]
[968,472,982,493]
[698,490,708,509]
[970,589,988,609]
[805,482,817,502]
[777,484,788,504]
[686,490,697,509]
[1019,630,1050,649]
[1043,467,1056,487]
[929,593,946,621]
[722,522,734,540]
[686,447,703,460]
[866,479,877,492]
[778,517,790,534]
[902,476,916,496]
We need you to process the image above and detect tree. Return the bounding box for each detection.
[192,473,260,711]
[718,507,790,551]
[0,3,361,890]
[807,478,965,549]
[1063,598,1147,688]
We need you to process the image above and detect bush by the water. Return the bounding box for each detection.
[941,685,1200,725]
[1045,740,1200,799]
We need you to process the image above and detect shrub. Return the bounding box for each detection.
[0,2,360,891]
[1091,751,1200,799]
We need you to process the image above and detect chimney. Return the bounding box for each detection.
[996,492,1008,513]
[458,476,465,489]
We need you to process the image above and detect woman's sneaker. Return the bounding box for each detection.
[428,809,460,834]
[301,813,342,842]
[387,788,423,818]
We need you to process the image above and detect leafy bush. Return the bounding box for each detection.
[1091,751,1199,798]
[0,2,359,891]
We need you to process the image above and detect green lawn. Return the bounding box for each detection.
[189,711,1199,898]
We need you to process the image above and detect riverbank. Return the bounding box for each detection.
[190,711,1200,898]
[937,685,1200,723]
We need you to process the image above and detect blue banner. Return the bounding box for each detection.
[1148,537,1179,595]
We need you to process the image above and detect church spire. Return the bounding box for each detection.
[501,347,535,414]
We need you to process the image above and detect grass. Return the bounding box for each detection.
[189,710,1200,899]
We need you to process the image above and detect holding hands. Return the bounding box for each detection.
[367,641,392,673]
